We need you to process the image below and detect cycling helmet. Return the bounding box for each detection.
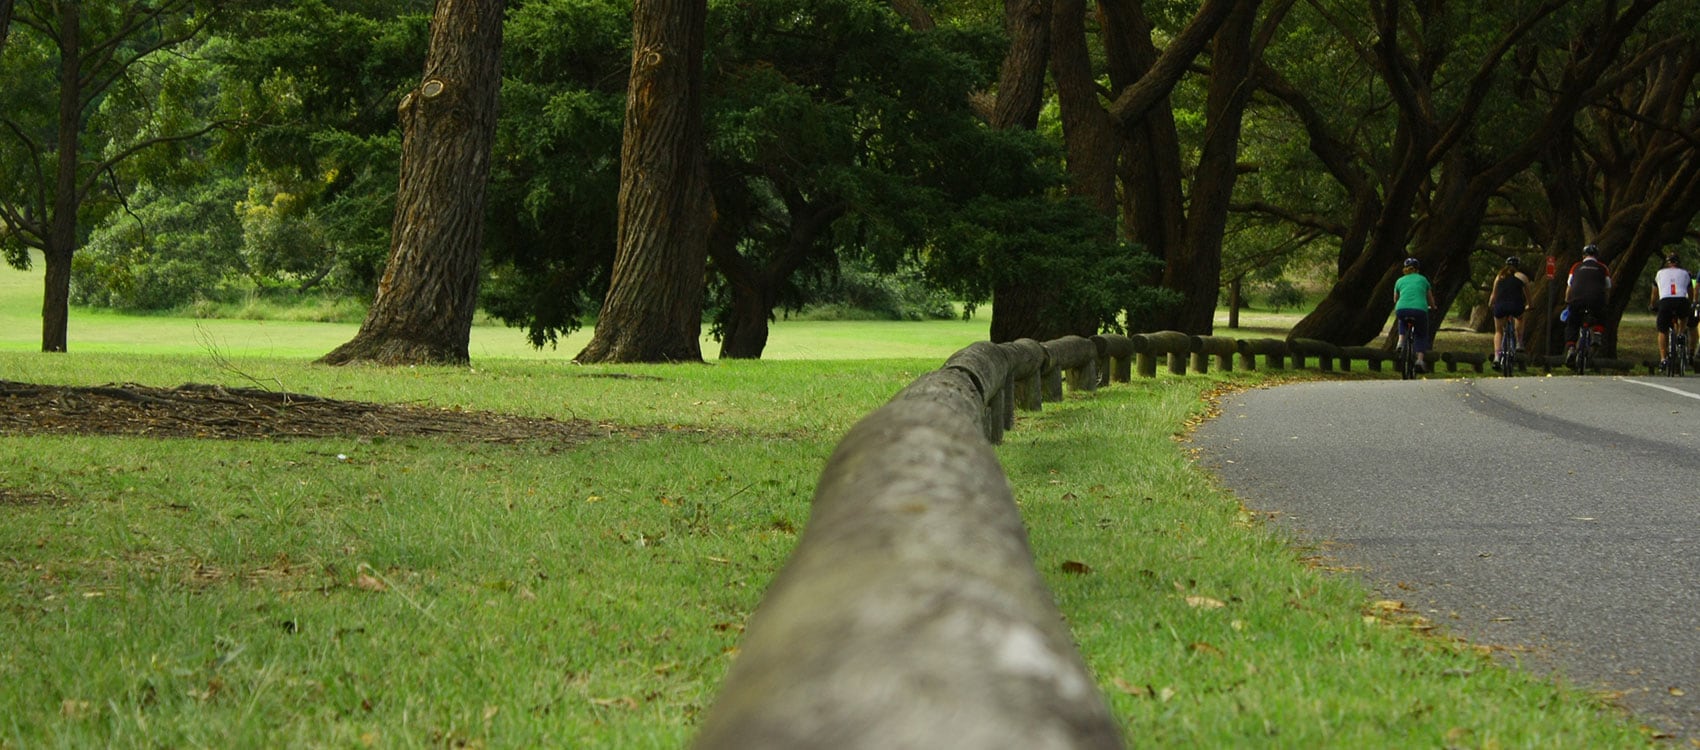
[1583,244,1600,257]
[1666,253,1682,265]
[1402,257,1421,268]
[1504,256,1520,267]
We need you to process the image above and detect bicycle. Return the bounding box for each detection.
[1664,321,1687,377]
[1572,311,1600,375]
[1497,317,1518,377]
[1396,315,1419,380]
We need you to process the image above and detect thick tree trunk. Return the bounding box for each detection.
[576,0,711,364]
[712,198,844,359]
[319,0,505,366]
[1155,0,1262,334]
[1104,1,1187,322]
[986,0,1056,343]
[40,0,80,353]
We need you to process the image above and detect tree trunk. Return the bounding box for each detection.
[41,0,80,353]
[711,197,844,359]
[1227,276,1241,329]
[0,0,15,58]
[575,0,711,364]
[319,0,505,366]
[986,0,1056,343]
[1154,0,1264,334]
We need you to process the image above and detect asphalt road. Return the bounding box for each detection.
[1191,375,1700,741]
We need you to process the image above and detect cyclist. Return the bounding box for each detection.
[1564,244,1612,366]
[1651,252,1692,371]
[1488,256,1530,367]
[1393,257,1437,373]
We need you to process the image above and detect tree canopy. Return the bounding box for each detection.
[6,0,1697,358]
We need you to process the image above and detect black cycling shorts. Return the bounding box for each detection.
[1656,297,1691,332]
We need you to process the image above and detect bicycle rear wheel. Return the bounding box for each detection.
[1500,323,1516,377]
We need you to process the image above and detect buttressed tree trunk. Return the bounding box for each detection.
[320,0,505,366]
[574,0,712,364]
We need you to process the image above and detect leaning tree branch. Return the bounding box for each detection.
[1430,0,1570,162]
[74,119,238,204]
[1230,200,1348,238]
[1105,0,1238,124]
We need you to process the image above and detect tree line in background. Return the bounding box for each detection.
[1,0,1696,363]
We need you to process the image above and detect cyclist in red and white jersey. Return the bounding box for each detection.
[1651,253,1693,370]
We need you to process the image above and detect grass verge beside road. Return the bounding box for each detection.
[0,347,1658,748]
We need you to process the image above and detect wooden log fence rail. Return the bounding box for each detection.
[695,329,1617,748]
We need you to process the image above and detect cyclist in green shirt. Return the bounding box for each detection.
[1393,257,1437,373]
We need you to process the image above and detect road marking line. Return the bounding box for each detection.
[1620,378,1700,401]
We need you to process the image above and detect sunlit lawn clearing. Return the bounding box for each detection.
[0,348,1659,748]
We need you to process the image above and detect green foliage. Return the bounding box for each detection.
[787,260,956,322]
[73,178,247,310]
[1262,279,1306,312]
[480,0,632,348]
[210,0,431,294]
[0,1,224,267]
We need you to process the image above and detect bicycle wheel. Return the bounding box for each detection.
[1398,329,1414,380]
[1500,323,1516,377]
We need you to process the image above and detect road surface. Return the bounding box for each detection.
[1192,375,1700,740]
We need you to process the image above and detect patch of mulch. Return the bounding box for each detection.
[0,379,618,445]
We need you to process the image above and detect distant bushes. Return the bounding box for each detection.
[791,263,958,322]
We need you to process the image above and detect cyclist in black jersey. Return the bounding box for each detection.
[1564,245,1612,365]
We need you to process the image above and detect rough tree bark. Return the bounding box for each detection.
[711,192,845,360]
[319,0,506,366]
[1047,0,1251,335]
[985,0,1057,344]
[574,0,711,364]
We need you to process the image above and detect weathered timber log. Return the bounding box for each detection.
[1340,346,1392,373]
[1091,334,1135,385]
[945,340,1033,442]
[1042,335,1100,399]
[1142,330,1192,375]
[1237,338,1287,371]
[1190,335,1238,374]
[1287,337,1342,372]
[692,369,1124,750]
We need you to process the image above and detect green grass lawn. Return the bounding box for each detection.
[0,257,988,361]
[0,263,1663,748]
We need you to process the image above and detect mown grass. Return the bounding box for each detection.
[0,264,1663,747]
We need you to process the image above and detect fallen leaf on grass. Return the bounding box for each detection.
[1189,642,1223,657]
[1061,561,1093,575]
[1185,596,1226,609]
[1112,677,1151,697]
[60,700,92,718]
[354,573,387,593]
[590,696,639,710]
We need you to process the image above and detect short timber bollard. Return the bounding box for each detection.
[1190,335,1238,374]
[1043,335,1100,399]
[1141,330,1192,376]
[1092,334,1135,385]
[1340,345,1391,373]
[1237,338,1287,371]
[1287,337,1342,372]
